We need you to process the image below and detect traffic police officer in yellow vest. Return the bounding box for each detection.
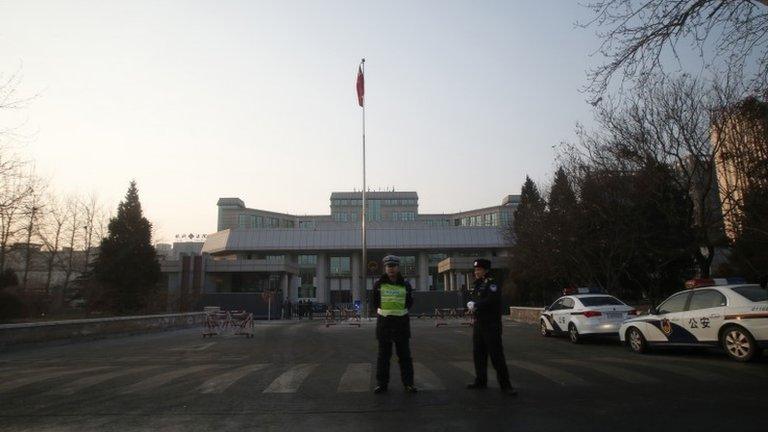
[371,255,417,393]
[466,258,517,396]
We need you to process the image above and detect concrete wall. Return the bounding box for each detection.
[0,312,205,348]
[508,307,544,324]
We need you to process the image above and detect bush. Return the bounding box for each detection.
[0,290,26,322]
[0,268,19,289]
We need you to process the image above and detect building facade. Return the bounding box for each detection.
[161,191,518,309]
[713,96,768,239]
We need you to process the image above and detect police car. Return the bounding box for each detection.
[619,278,768,362]
[540,287,637,344]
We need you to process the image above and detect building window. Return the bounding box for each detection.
[298,255,317,266]
[266,255,284,263]
[330,256,351,275]
[400,256,417,275]
[427,253,448,263]
[299,220,316,229]
[367,199,382,221]
[299,285,317,298]
[500,211,511,226]
[238,214,250,228]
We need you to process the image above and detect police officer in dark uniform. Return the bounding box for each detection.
[370,255,418,394]
[466,258,517,396]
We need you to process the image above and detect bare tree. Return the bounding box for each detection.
[563,74,751,277]
[20,176,46,288]
[581,0,768,100]
[0,164,34,272]
[80,193,103,274]
[37,194,67,295]
[61,196,83,291]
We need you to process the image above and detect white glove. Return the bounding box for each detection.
[467,301,475,310]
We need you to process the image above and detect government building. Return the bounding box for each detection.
[160,191,518,311]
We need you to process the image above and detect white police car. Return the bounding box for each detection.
[619,278,768,362]
[540,287,637,344]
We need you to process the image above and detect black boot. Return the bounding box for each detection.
[466,382,487,390]
[403,384,418,393]
[373,384,388,394]
[500,386,518,397]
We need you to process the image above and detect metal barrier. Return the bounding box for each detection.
[433,307,474,327]
[325,309,340,327]
[341,308,361,327]
[202,307,254,338]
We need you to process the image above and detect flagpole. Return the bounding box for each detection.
[360,58,368,319]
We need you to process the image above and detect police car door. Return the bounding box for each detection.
[546,298,567,332]
[682,289,727,343]
[553,298,575,332]
[655,291,693,344]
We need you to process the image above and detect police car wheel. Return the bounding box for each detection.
[627,327,647,354]
[568,323,581,344]
[540,320,551,337]
[722,326,759,362]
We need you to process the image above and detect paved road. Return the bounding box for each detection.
[1,318,766,431]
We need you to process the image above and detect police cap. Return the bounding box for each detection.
[473,258,491,270]
[383,255,400,266]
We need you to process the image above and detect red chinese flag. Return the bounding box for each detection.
[356,66,364,107]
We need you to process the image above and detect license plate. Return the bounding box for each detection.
[606,312,623,319]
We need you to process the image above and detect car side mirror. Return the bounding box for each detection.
[648,307,658,315]
[543,306,549,312]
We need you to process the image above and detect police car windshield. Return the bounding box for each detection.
[579,296,623,306]
[731,285,768,302]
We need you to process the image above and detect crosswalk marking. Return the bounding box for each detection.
[3,357,746,396]
[0,367,111,393]
[49,366,164,395]
[413,362,445,390]
[451,361,501,388]
[337,363,371,393]
[662,356,768,378]
[507,360,590,386]
[594,357,724,381]
[263,364,318,393]
[198,364,270,394]
[119,365,218,394]
[552,359,659,384]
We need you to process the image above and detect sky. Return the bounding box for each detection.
[0,0,608,243]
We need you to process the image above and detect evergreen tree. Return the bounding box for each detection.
[545,167,579,290]
[92,181,160,313]
[509,176,549,305]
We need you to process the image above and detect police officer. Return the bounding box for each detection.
[466,258,517,396]
[370,255,417,394]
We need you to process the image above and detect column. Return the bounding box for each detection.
[418,253,429,291]
[316,253,327,304]
[442,273,448,293]
[351,252,361,303]
[281,272,289,300]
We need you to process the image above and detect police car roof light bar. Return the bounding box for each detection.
[563,286,604,296]
[685,277,747,289]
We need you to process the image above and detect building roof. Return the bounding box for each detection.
[330,191,418,199]
[202,226,507,253]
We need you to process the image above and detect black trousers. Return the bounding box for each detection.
[376,336,414,386]
[472,325,512,388]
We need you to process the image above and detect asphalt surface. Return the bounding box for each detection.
[0,317,766,432]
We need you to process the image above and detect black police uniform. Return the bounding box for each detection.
[468,260,514,392]
[370,273,415,390]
